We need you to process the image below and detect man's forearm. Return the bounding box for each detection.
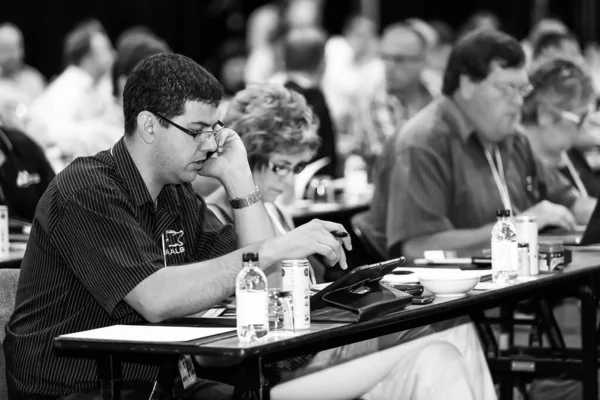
[125,240,278,322]
[401,224,495,261]
[571,197,597,224]
[221,168,275,246]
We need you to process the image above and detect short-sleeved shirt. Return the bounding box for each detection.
[4,138,236,397]
[0,126,55,221]
[369,96,578,254]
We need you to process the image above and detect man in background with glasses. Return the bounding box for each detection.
[5,53,352,400]
[367,28,597,261]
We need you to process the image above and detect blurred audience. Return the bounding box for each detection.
[522,58,600,197]
[111,29,170,104]
[0,23,46,131]
[347,22,437,173]
[457,10,501,39]
[423,20,456,90]
[28,19,118,171]
[532,31,583,66]
[244,3,285,84]
[279,27,339,177]
[0,125,54,221]
[322,15,380,137]
[522,18,569,66]
[368,29,596,260]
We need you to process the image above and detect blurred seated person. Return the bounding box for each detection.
[348,21,438,173]
[522,58,600,197]
[207,84,326,284]
[207,83,496,400]
[0,23,46,130]
[0,124,54,221]
[111,30,171,106]
[368,29,596,260]
[279,26,339,177]
[532,31,584,67]
[422,20,456,91]
[522,18,569,67]
[27,18,119,171]
[322,15,380,141]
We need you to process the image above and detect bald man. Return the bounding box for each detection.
[0,23,46,104]
[348,22,438,170]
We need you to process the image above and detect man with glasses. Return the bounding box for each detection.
[522,58,600,198]
[348,21,438,171]
[5,53,352,400]
[367,29,597,260]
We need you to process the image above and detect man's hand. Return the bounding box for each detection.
[261,219,353,270]
[198,127,251,182]
[519,200,577,231]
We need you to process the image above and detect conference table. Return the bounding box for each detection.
[54,250,600,400]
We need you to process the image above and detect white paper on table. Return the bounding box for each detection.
[59,325,235,342]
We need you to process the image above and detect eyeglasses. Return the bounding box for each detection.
[555,107,589,129]
[267,161,308,177]
[154,112,224,142]
[492,82,534,98]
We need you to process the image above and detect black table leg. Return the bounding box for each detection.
[97,354,123,400]
[232,357,269,400]
[580,279,598,400]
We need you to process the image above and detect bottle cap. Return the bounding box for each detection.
[496,209,510,217]
[242,252,259,262]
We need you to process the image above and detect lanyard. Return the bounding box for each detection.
[562,153,589,198]
[484,146,512,214]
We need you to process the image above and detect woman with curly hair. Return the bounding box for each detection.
[206,83,325,286]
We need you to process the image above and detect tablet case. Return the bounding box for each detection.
[311,258,414,322]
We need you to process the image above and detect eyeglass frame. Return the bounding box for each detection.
[491,81,534,98]
[266,160,308,177]
[549,105,590,130]
[154,112,225,142]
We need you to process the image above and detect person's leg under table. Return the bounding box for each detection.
[279,317,496,400]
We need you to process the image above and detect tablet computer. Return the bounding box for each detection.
[310,257,405,310]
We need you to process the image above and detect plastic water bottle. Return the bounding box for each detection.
[344,155,369,204]
[235,252,269,342]
[491,209,519,284]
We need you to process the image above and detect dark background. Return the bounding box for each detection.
[0,0,596,81]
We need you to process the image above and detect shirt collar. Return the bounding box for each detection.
[112,138,153,207]
[112,138,182,214]
[438,96,476,142]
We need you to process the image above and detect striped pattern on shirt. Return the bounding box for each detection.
[4,138,236,397]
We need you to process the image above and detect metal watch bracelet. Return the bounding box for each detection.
[228,186,262,209]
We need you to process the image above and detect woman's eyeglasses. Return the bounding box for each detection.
[267,161,308,176]
[555,108,589,129]
[154,112,224,142]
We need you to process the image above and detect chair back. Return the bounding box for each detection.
[349,211,386,262]
[0,269,20,400]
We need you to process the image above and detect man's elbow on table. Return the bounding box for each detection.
[124,270,173,323]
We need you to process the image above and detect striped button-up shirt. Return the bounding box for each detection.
[4,138,236,397]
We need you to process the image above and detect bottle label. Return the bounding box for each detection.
[236,291,268,326]
[492,241,518,271]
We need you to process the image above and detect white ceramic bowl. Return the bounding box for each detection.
[415,270,481,298]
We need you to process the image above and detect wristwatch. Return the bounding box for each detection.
[229,186,262,209]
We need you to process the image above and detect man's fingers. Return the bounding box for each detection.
[314,243,338,265]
